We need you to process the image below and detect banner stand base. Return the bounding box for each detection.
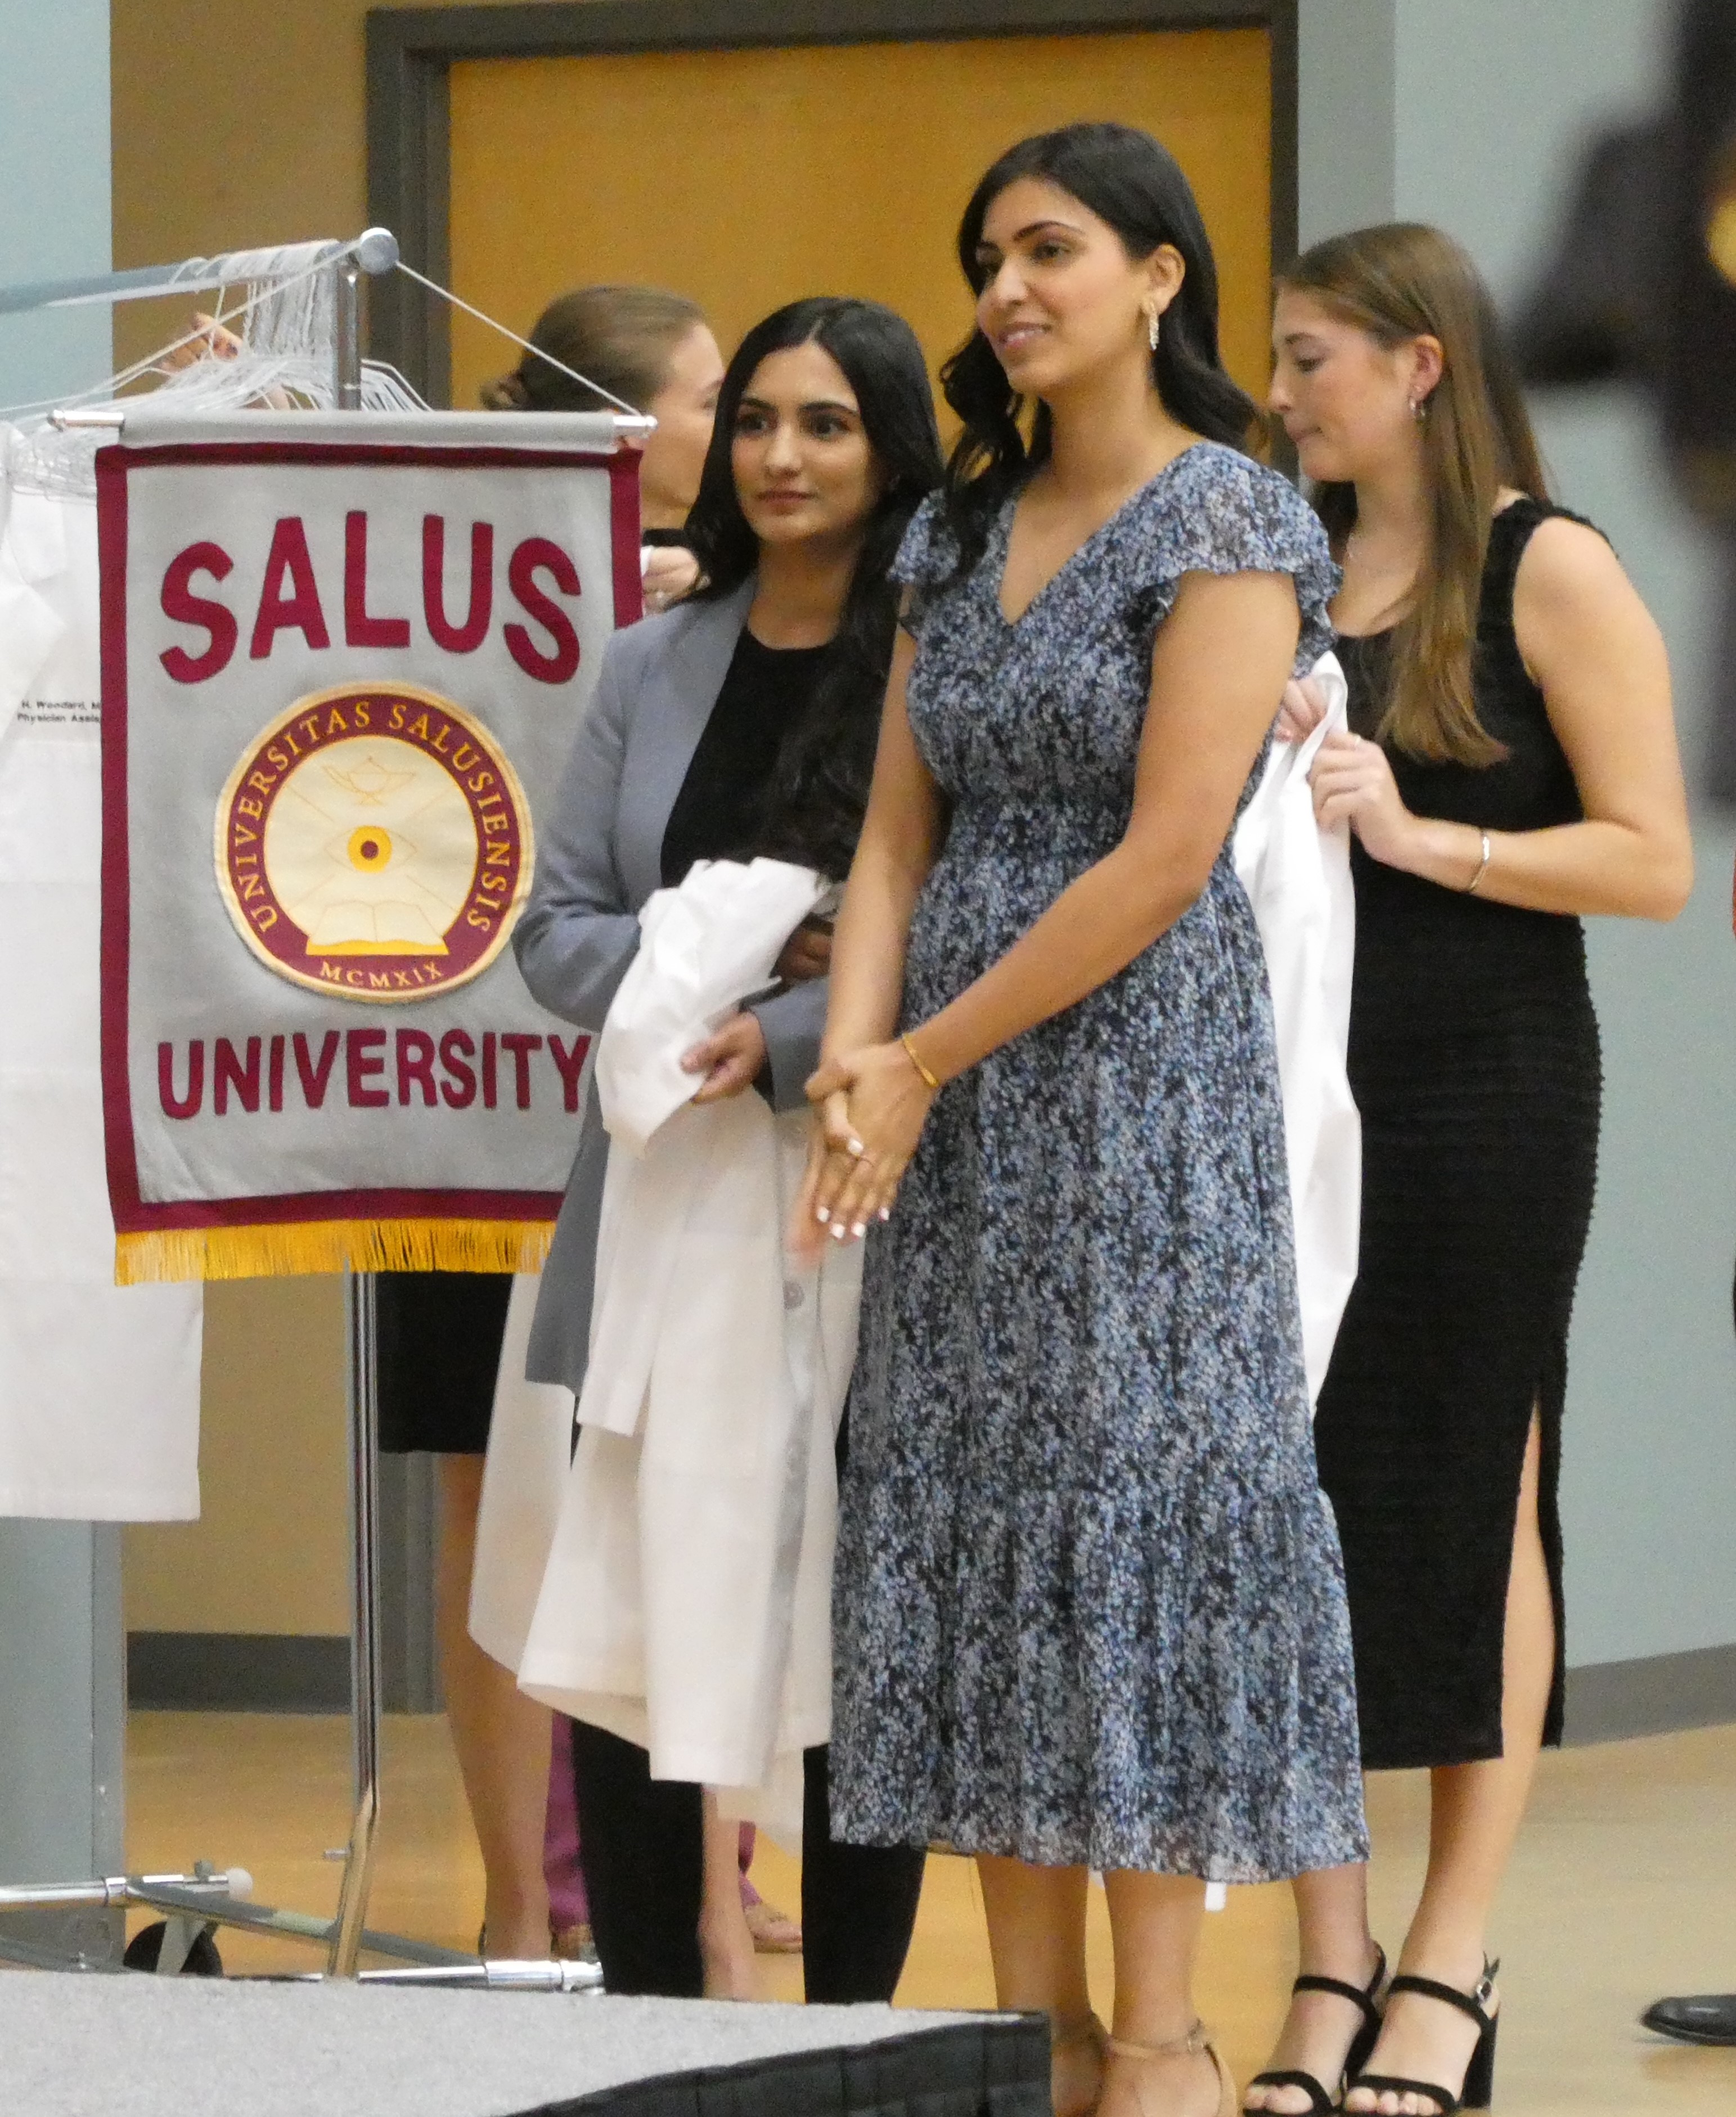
[0,1866,599,1988]
[0,1273,595,1990]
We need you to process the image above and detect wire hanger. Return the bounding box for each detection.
[1,235,424,497]
[0,232,656,500]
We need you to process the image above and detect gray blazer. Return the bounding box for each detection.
[514,578,829,1392]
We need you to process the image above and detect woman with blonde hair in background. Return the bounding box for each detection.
[1247,224,1691,2117]
[481,285,720,612]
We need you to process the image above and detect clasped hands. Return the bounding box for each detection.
[796,1040,935,1249]
[1279,675,1418,868]
[681,899,936,1246]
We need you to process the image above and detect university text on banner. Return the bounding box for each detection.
[97,411,640,1282]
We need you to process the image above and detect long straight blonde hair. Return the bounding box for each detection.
[1278,223,1549,766]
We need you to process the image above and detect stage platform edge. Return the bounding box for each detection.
[2,1973,1050,2115]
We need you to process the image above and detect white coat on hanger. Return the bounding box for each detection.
[0,260,416,1519]
[0,441,201,1518]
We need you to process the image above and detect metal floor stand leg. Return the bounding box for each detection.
[327,1268,381,1977]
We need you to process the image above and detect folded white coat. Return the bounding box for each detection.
[595,859,826,1158]
[1231,651,1361,1409]
[514,858,860,1837]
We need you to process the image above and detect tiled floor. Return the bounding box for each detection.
[124,1712,1736,2111]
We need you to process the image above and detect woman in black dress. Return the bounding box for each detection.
[1245,225,1692,2117]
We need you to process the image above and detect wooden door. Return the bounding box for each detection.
[446,29,1271,415]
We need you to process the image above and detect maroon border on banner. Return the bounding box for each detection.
[111,1184,564,1235]
[99,435,632,1240]
[610,448,646,627]
[96,447,143,1235]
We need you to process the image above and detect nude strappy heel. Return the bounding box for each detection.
[1105,2019,1236,2117]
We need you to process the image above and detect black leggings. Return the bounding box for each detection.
[570,1723,926,2001]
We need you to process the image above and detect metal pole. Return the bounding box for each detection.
[327,1271,381,1976]
[1,228,398,319]
[321,245,382,1980]
[332,257,363,410]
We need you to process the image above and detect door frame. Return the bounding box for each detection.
[366,0,1299,404]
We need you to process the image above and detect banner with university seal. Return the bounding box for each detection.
[96,410,640,1282]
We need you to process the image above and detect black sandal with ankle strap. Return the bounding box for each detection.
[1243,1946,1386,2115]
[1349,1959,1499,2115]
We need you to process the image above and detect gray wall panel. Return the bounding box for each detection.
[1298,0,1736,1679]
[0,0,125,1962]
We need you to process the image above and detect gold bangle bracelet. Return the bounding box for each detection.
[1465,829,1492,895]
[900,1031,941,1091]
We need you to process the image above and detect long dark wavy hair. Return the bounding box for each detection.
[941,122,1257,579]
[685,297,943,880]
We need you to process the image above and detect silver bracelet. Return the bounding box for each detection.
[1465,829,1492,895]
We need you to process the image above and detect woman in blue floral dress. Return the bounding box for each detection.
[802,125,1368,2117]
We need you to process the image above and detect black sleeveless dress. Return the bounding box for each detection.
[1315,498,1602,1771]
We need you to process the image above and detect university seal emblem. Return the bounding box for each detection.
[215,681,533,1001]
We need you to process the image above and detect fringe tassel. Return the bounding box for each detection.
[115,1219,555,1286]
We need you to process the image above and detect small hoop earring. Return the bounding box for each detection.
[1146,305,1162,353]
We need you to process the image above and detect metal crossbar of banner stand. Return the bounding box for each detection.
[0,232,611,1991]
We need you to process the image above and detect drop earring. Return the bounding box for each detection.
[1146,304,1162,352]
[1410,395,1427,422]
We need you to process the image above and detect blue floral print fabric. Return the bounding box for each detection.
[829,444,1370,1878]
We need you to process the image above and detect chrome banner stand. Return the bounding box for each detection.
[2,229,440,1982]
[322,255,382,1984]
[327,1271,383,1977]
[0,231,602,1988]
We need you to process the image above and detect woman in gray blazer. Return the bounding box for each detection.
[513,296,942,2002]
[374,282,726,1965]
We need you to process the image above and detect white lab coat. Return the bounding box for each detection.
[1231,651,1361,1408]
[487,859,858,1836]
[467,1270,576,1673]
[0,444,202,1518]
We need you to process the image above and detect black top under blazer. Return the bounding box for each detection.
[514,578,829,1394]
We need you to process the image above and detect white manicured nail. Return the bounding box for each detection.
[847,1138,864,1158]
[816,1207,830,1224]
[851,1222,866,1239]
[878,1207,891,1222]
[830,1223,847,1242]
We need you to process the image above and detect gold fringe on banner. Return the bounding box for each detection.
[115,1219,555,1286]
